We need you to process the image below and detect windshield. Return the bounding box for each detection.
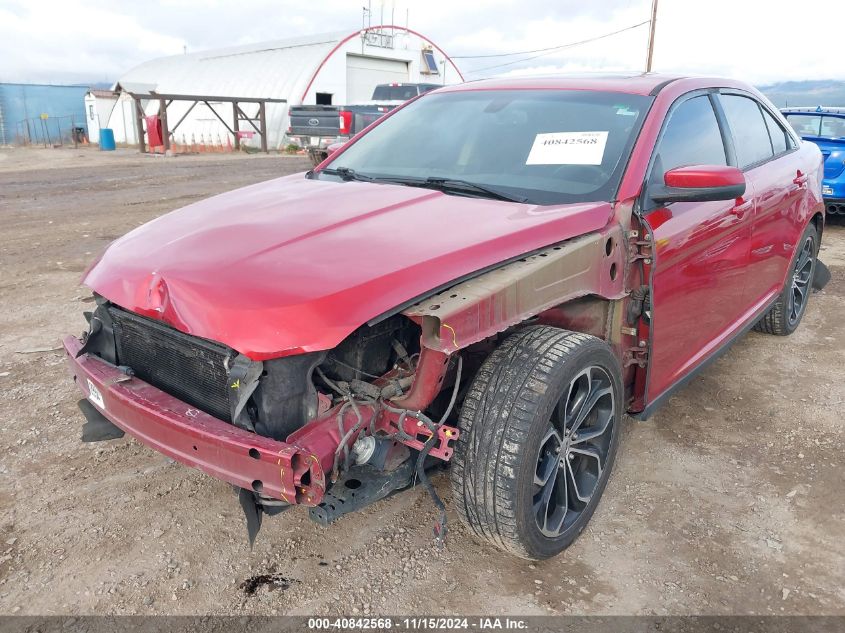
[320,89,652,205]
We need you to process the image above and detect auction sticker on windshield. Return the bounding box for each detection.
[526,131,608,165]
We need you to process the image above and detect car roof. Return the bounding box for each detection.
[781,106,845,116]
[437,73,692,96]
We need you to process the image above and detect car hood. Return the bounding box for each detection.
[84,174,613,359]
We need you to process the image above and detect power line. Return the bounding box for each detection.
[452,21,648,59]
[453,43,604,60]
[461,20,651,75]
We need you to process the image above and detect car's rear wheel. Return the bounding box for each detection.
[451,326,622,560]
[754,223,818,336]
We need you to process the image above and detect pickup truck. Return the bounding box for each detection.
[289,83,441,165]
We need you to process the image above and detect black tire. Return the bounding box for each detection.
[754,223,818,336]
[451,326,622,560]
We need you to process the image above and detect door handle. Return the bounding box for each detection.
[793,171,808,187]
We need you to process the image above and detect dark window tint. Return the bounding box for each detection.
[655,95,726,172]
[785,114,821,137]
[761,108,788,154]
[720,95,773,168]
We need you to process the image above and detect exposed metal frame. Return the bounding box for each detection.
[127,92,286,154]
[403,232,624,354]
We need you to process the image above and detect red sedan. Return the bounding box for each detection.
[65,74,829,559]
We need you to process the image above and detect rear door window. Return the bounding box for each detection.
[654,95,727,172]
[719,95,774,169]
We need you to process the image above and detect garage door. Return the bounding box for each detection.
[346,55,409,103]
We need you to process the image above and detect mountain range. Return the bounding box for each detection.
[759,80,845,108]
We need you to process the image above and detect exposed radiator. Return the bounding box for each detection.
[109,306,233,422]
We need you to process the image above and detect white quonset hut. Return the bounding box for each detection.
[106,26,463,149]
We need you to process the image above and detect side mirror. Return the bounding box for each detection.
[650,165,746,204]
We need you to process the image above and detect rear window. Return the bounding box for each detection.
[371,85,421,101]
[820,116,845,139]
[786,114,822,137]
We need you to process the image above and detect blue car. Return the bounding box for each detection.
[782,106,845,215]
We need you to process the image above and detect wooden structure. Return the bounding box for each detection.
[128,92,287,154]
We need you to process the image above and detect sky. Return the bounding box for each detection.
[1,0,843,87]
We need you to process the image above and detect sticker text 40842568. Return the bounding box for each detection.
[526,131,608,166]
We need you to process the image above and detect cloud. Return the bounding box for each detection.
[648,0,845,84]
[0,0,184,83]
[0,0,843,86]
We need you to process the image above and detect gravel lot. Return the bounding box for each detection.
[0,147,842,616]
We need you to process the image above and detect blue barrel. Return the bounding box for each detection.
[99,128,116,151]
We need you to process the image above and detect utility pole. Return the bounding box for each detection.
[645,0,658,72]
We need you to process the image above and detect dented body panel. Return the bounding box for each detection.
[64,334,458,506]
[403,230,625,353]
[82,177,612,360]
[64,335,326,504]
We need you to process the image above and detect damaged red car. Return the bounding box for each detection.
[65,74,830,560]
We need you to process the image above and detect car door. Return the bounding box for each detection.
[716,92,802,307]
[641,92,754,403]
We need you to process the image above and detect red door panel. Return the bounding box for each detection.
[745,152,813,305]
[643,193,753,401]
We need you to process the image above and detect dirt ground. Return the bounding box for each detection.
[0,147,842,617]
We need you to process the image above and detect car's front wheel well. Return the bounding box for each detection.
[449,295,619,389]
[533,295,615,341]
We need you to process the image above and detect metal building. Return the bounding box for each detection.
[105,25,463,149]
[0,83,90,146]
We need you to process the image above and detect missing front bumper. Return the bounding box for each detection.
[63,335,326,505]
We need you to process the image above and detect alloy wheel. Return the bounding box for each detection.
[533,365,616,537]
[788,235,815,327]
